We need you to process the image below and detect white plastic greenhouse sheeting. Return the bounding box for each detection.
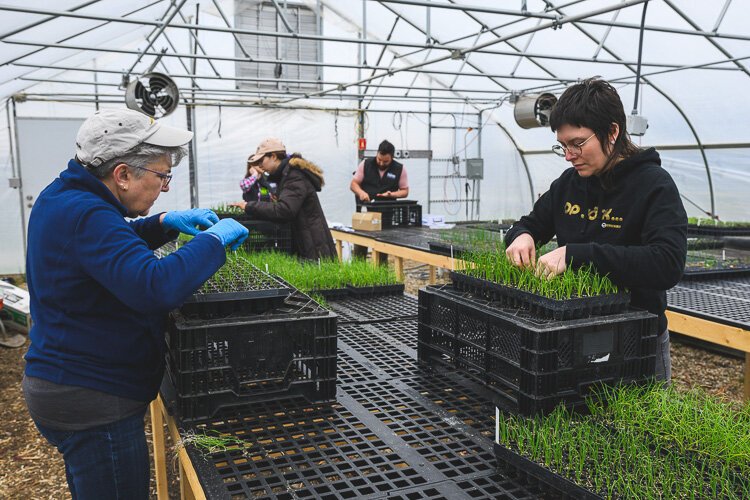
[0,0,749,273]
[1,100,749,275]
[0,102,524,273]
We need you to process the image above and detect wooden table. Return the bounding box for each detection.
[151,395,205,500]
[330,228,459,282]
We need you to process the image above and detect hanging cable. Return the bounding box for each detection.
[333,109,339,147]
[632,0,649,114]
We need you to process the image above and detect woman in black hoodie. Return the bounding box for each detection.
[505,78,687,382]
[231,137,337,260]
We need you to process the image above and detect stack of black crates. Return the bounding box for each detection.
[418,282,657,415]
[162,260,337,424]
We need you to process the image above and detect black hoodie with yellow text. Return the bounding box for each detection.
[505,147,687,332]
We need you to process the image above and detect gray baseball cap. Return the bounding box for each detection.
[75,108,193,167]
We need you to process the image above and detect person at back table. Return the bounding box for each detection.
[350,139,409,206]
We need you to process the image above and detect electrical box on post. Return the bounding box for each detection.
[466,158,484,180]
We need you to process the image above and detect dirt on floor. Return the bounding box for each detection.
[0,264,745,498]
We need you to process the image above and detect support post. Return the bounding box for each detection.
[149,400,168,500]
[394,256,404,281]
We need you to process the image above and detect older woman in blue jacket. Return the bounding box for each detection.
[22,108,247,499]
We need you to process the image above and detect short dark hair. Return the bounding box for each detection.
[377,140,395,157]
[549,78,639,175]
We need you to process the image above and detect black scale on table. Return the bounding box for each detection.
[168,295,546,499]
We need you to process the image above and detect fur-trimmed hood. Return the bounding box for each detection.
[287,157,325,191]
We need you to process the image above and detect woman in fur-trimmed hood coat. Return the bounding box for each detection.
[244,155,337,260]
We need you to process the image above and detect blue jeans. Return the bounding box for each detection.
[33,410,149,500]
[655,329,671,383]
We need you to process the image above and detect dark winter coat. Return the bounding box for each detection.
[504,148,687,332]
[25,159,225,402]
[245,157,337,260]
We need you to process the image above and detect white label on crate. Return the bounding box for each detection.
[591,353,611,363]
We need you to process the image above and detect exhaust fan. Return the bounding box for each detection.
[125,72,180,118]
[513,93,557,129]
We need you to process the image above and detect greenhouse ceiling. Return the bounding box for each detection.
[0,0,748,219]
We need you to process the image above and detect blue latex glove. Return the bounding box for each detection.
[202,219,249,251]
[163,208,219,236]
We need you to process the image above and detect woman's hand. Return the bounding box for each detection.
[248,166,261,177]
[229,201,247,211]
[535,246,567,280]
[506,233,536,269]
[162,208,219,236]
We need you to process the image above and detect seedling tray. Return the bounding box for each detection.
[682,265,750,280]
[450,271,630,320]
[418,285,657,415]
[493,443,601,499]
[687,238,724,251]
[346,283,405,298]
[310,287,350,300]
[181,265,292,319]
[428,241,471,258]
[687,224,750,237]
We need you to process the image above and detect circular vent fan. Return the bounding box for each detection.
[125,72,179,118]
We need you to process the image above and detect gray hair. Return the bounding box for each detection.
[84,142,188,180]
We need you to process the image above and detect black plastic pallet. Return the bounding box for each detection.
[668,277,750,329]
[330,294,418,324]
[419,285,657,415]
[166,385,542,500]
[160,301,552,499]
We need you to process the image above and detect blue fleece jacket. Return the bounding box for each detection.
[25,160,226,402]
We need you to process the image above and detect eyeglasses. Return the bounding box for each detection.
[551,133,596,157]
[132,165,173,187]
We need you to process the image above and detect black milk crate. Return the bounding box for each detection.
[181,264,292,319]
[165,294,337,423]
[493,443,601,499]
[216,211,251,222]
[418,285,657,415]
[216,213,293,253]
[241,220,293,253]
[450,271,630,320]
[361,199,422,228]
